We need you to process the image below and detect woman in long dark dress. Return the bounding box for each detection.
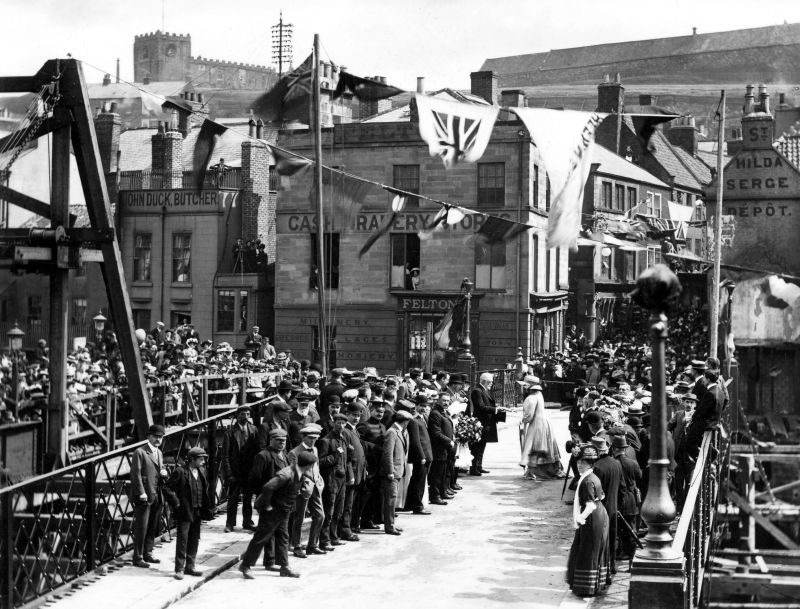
[566,445,611,597]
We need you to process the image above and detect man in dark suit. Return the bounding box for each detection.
[223,406,257,532]
[469,372,503,476]
[257,381,296,449]
[340,402,366,540]
[129,424,168,568]
[164,447,213,579]
[427,393,455,505]
[355,400,386,529]
[611,435,642,559]
[591,436,623,575]
[404,396,433,514]
[686,358,727,461]
[320,368,346,418]
[316,414,349,550]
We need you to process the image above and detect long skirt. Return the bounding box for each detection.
[566,504,612,596]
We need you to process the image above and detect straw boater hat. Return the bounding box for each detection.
[517,375,542,391]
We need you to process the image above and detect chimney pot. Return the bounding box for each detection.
[248,118,256,138]
[256,119,264,139]
[110,101,118,113]
[102,73,111,86]
[197,93,204,104]
[416,77,425,93]
[603,73,610,83]
[614,72,621,83]
[692,27,697,35]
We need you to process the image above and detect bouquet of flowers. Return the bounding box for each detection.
[455,416,483,446]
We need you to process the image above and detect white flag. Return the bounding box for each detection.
[416,94,498,168]
[515,108,604,250]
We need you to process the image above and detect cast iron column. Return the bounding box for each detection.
[631,264,682,559]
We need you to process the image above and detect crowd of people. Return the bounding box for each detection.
[555,337,728,598]
[128,367,508,580]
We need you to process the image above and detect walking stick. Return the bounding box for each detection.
[561,454,576,500]
[616,511,644,549]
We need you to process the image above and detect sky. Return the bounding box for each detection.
[2,0,800,91]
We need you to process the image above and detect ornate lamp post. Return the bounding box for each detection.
[7,322,25,419]
[458,278,474,360]
[630,264,682,559]
[93,310,107,340]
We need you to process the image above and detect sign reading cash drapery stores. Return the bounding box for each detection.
[119,190,238,214]
[278,211,513,233]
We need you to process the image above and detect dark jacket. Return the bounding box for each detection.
[470,384,499,443]
[253,466,304,513]
[222,422,257,479]
[164,465,213,523]
[316,430,348,482]
[247,447,288,494]
[407,415,433,464]
[357,417,385,480]
[614,453,642,516]
[427,407,454,461]
[343,424,367,484]
[592,453,622,518]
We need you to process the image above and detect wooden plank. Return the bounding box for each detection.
[0,76,37,93]
[0,185,77,225]
[45,106,71,470]
[717,549,800,558]
[732,444,800,454]
[756,479,800,499]
[63,59,152,439]
[0,113,72,151]
[729,491,800,550]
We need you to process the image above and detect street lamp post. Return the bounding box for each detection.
[630,264,682,559]
[92,310,107,354]
[458,278,474,360]
[7,322,25,420]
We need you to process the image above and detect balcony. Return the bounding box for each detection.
[119,169,243,191]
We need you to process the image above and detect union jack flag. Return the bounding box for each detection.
[416,94,498,168]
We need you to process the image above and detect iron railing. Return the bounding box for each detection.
[118,169,243,191]
[0,406,243,609]
[670,429,722,609]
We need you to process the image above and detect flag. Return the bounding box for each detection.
[252,54,314,124]
[515,108,604,250]
[434,296,466,350]
[416,94,498,168]
[359,190,406,258]
[269,145,313,176]
[333,72,404,101]
[322,168,371,223]
[476,216,530,244]
[631,109,680,153]
[190,119,228,189]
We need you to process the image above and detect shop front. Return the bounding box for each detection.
[529,292,568,354]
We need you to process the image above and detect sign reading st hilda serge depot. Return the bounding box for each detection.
[119,190,238,214]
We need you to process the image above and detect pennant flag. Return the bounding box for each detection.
[252,54,314,124]
[333,72,404,101]
[191,119,228,189]
[434,296,467,350]
[416,94,498,168]
[514,108,604,250]
[476,216,530,244]
[269,145,313,176]
[631,109,680,153]
[359,191,406,258]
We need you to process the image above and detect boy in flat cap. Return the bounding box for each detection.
[164,447,213,579]
[287,424,326,558]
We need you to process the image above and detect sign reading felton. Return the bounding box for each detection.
[119,190,237,214]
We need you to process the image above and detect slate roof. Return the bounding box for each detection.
[481,22,800,79]
[592,144,668,188]
[118,119,275,171]
[775,133,800,169]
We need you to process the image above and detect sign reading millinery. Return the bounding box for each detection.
[279,211,513,233]
[119,190,237,214]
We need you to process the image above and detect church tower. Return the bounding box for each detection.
[133,31,191,83]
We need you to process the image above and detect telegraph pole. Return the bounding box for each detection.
[271,11,294,77]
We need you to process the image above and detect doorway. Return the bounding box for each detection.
[408,315,451,373]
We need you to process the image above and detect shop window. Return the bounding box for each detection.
[133,309,151,332]
[475,240,506,290]
[172,232,191,283]
[477,162,505,207]
[390,233,421,289]
[134,232,152,281]
[309,233,340,290]
[27,295,42,326]
[393,165,419,208]
[72,298,88,325]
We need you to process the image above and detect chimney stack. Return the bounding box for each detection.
[416,77,425,93]
[143,75,151,85]
[744,84,755,114]
[116,58,120,83]
[759,84,770,114]
[692,27,697,35]
[95,102,121,173]
[500,89,525,109]
[470,70,498,105]
[102,73,111,86]
[666,115,698,155]
[741,84,775,150]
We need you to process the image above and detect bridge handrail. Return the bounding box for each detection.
[671,429,721,609]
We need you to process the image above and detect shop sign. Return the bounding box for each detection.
[399,296,459,311]
[120,190,236,214]
[279,211,512,233]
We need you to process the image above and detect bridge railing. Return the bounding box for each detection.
[0,407,239,609]
[671,429,722,609]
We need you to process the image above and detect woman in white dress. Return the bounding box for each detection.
[519,377,566,480]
